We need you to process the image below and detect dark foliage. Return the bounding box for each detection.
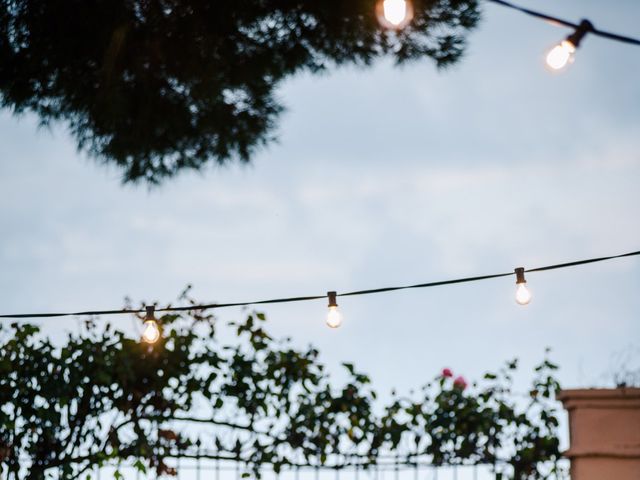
[0,304,564,479]
[0,0,480,183]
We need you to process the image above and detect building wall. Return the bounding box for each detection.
[559,388,640,480]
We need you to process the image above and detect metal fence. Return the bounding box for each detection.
[9,455,570,479]
[87,459,513,480]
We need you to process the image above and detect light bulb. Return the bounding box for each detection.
[514,267,531,305]
[142,319,161,343]
[376,0,413,30]
[546,40,576,70]
[141,305,161,344]
[326,306,343,328]
[515,283,532,305]
[326,291,343,328]
[544,20,593,72]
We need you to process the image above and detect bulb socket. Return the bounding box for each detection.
[327,291,338,308]
[515,267,527,285]
[566,19,593,48]
[144,305,156,321]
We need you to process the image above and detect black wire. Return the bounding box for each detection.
[1,250,639,320]
[158,295,328,313]
[1,308,143,319]
[338,272,512,297]
[487,0,640,46]
[525,250,640,273]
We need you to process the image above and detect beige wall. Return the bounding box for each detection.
[559,388,640,480]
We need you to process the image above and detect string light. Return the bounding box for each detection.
[0,250,639,323]
[376,0,413,30]
[485,0,640,71]
[0,7,638,327]
[373,0,640,52]
[545,20,593,71]
[514,268,532,306]
[141,306,161,344]
[326,291,343,328]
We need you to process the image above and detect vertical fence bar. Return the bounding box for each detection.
[395,455,400,480]
[196,447,201,480]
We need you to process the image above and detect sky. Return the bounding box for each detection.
[1,0,639,474]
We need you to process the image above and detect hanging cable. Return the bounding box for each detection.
[486,0,640,47]
[0,249,638,320]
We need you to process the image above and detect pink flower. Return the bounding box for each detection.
[442,368,453,378]
[453,376,468,390]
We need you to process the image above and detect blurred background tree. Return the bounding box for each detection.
[0,0,479,183]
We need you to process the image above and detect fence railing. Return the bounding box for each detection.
[86,459,528,480]
[9,455,570,479]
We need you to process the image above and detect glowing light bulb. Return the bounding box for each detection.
[326,306,343,328]
[515,283,532,305]
[544,20,593,72]
[141,306,161,343]
[514,267,532,306]
[376,0,413,30]
[142,319,161,343]
[383,0,408,26]
[546,40,576,70]
[326,291,343,328]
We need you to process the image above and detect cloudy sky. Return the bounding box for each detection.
[1,0,639,460]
